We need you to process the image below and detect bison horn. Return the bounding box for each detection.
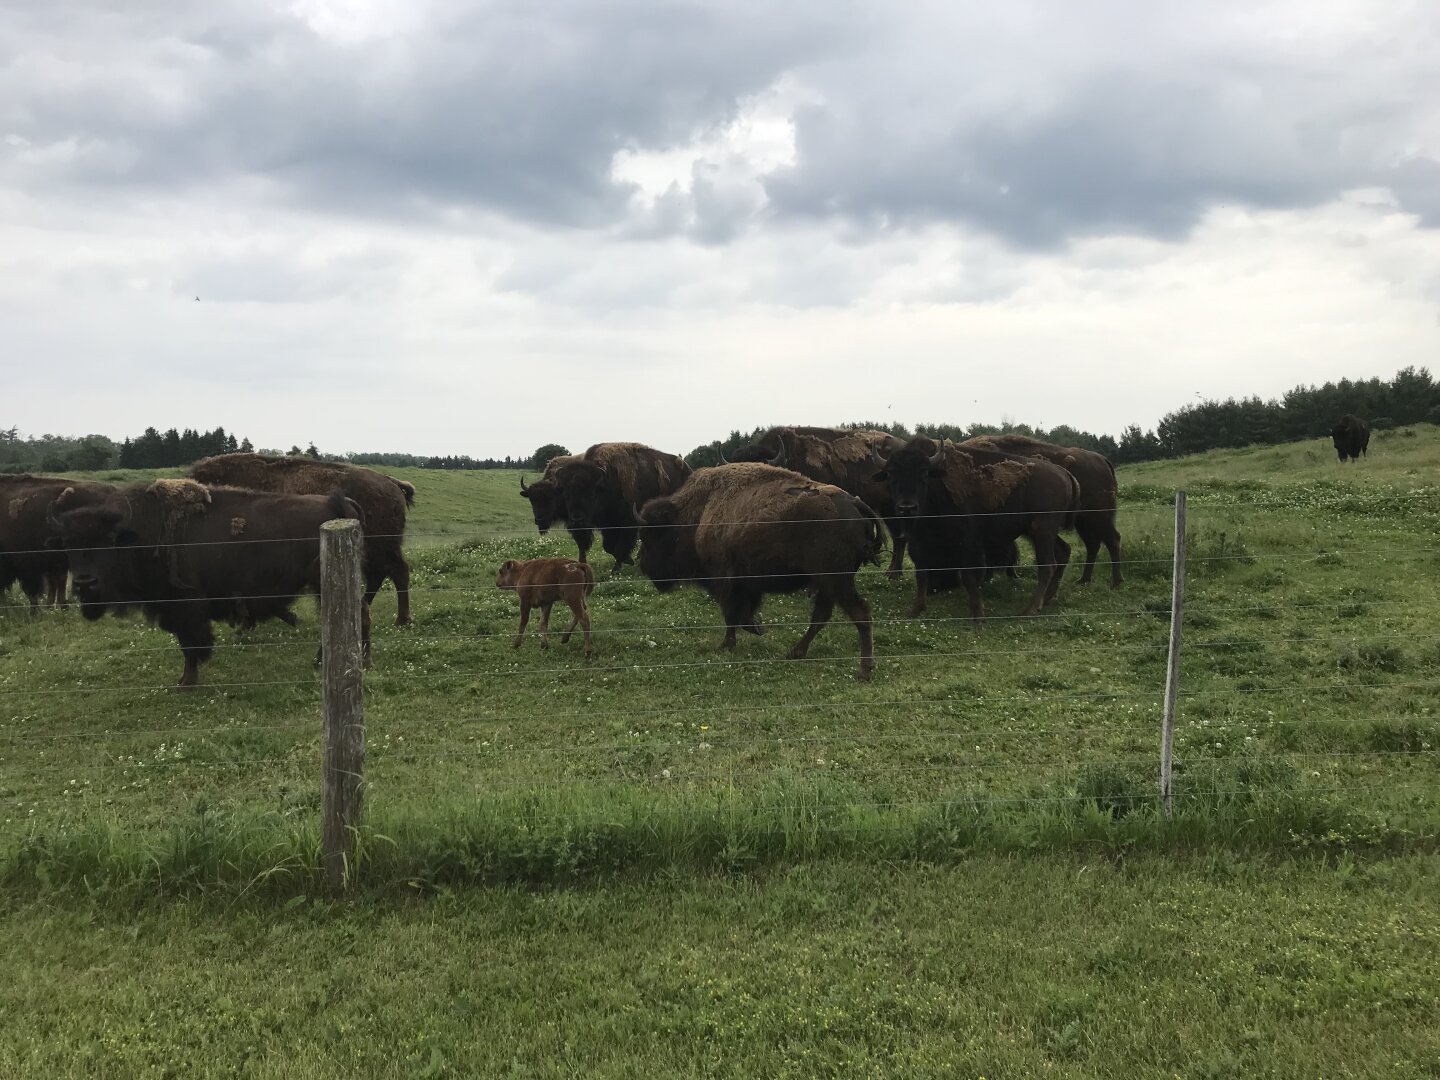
[769,439,787,468]
[717,446,729,465]
[519,476,530,494]
[632,502,646,525]
[927,438,947,467]
[45,502,62,531]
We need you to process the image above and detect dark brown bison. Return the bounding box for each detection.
[46,479,368,689]
[518,453,581,536]
[729,427,915,578]
[1330,415,1370,462]
[495,557,595,658]
[551,443,691,571]
[964,434,1122,587]
[189,453,413,626]
[873,438,1079,620]
[1,475,115,612]
[636,462,883,680]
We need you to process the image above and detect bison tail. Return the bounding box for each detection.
[325,490,367,528]
[852,497,887,566]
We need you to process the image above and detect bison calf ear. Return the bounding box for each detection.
[114,528,140,547]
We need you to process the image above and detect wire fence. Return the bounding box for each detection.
[3,486,1440,877]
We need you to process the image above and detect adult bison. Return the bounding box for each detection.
[729,427,915,578]
[1330,415,1370,462]
[1,475,114,612]
[964,434,1122,587]
[873,438,1078,620]
[551,443,691,571]
[46,479,368,689]
[636,462,883,680]
[518,453,581,536]
[189,453,414,626]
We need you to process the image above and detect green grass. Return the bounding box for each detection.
[3,856,1439,1076]
[4,429,1440,1074]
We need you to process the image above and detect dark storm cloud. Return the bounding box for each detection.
[0,0,849,226]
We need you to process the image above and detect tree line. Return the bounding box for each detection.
[5,366,1438,475]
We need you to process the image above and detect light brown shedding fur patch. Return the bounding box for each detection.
[941,449,1031,511]
[7,496,26,521]
[230,516,247,537]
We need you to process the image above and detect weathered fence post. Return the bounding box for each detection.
[321,518,365,890]
[1160,490,1187,820]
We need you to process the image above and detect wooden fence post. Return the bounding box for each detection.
[321,518,365,890]
[1160,490,1187,820]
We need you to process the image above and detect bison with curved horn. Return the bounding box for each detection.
[636,463,883,680]
[1330,415,1370,463]
[549,443,691,572]
[873,438,1079,621]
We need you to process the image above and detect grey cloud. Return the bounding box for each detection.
[0,0,845,227]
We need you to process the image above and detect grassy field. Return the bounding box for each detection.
[3,428,1440,1075]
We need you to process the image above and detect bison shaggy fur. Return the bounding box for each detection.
[637,462,883,680]
[551,443,691,572]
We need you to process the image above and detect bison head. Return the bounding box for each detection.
[728,431,788,466]
[635,497,699,593]
[872,438,946,518]
[554,462,609,530]
[518,477,564,533]
[495,559,522,590]
[46,502,141,618]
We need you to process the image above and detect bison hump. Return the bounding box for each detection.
[942,451,1030,511]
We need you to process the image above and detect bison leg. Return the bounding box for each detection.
[788,590,835,661]
[1105,526,1123,588]
[718,588,754,650]
[569,527,595,565]
[1075,517,1102,586]
[601,526,639,574]
[514,597,532,649]
[390,555,412,627]
[834,579,875,681]
[961,568,985,625]
[1022,531,1060,616]
[885,528,908,580]
[159,607,214,691]
[1045,535,1071,606]
[539,602,553,650]
[908,568,929,618]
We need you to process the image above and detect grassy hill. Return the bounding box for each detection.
[3,429,1439,1076]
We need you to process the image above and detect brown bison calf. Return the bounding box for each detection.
[495,558,595,658]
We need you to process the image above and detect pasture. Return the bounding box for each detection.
[2,429,1440,1075]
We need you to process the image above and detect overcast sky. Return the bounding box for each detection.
[3,0,1438,457]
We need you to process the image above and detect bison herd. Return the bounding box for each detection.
[0,418,1372,687]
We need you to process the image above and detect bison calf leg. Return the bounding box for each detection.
[561,598,593,659]
[538,602,553,650]
[513,598,532,649]
[788,591,835,662]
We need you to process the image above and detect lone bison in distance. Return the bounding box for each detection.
[730,427,915,579]
[495,557,596,659]
[636,462,883,681]
[189,453,414,626]
[1330,415,1370,462]
[873,438,1079,621]
[47,479,369,689]
[551,443,691,571]
[518,453,581,536]
[1,475,115,613]
[963,434,1122,587]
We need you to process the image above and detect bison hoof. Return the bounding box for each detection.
[856,664,874,682]
[744,623,764,637]
[512,638,523,649]
[786,644,809,661]
[173,682,197,694]
[394,617,413,629]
